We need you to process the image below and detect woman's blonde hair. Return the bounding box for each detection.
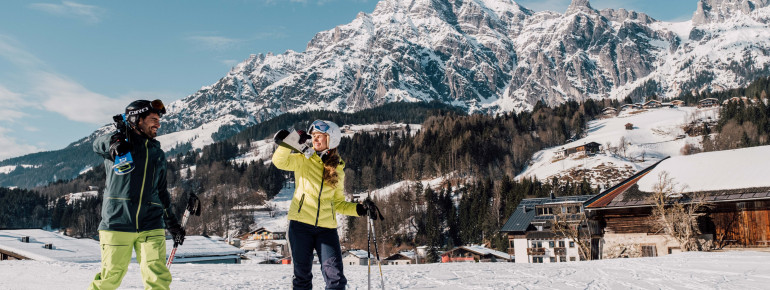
[322,148,341,188]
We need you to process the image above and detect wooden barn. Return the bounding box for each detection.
[584,145,770,259]
[384,251,416,265]
[440,245,512,263]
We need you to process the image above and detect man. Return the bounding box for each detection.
[89,99,185,290]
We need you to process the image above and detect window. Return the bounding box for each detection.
[548,241,555,248]
[559,241,565,248]
[559,256,566,262]
[641,245,657,257]
[532,257,543,263]
[570,257,576,261]
[531,241,542,248]
[569,241,575,248]
[509,239,515,249]
[550,257,556,263]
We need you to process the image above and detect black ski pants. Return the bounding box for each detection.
[288,220,347,290]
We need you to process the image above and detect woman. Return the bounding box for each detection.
[272,119,373,290]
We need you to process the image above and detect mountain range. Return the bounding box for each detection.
[2,0,770,188]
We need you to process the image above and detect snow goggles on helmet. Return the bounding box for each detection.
[126,99,166,118]
[310,120,330,133]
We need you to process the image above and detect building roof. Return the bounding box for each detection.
[343,249,373,259]
[587,145,770,209]
[442,245,511,260]
[500,195,595,233]
[0,229,101,263]
[385,251,415,261]
[167,236,245,259]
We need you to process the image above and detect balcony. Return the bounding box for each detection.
[527,247,545,256]
[507,248,515,255]
[553,247,566,256]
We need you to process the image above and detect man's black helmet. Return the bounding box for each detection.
[125,99,166,126]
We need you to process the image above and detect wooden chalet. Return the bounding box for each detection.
[440,245,512,263]
[669,100,684,107]
[698,98,720,108]
[642,100,662,109]
[499,194,595,263]
[620,104,642,111]
[584,145,770,258]
[601,107,617,118]
[384,251,416,265]
[563,142,602,157]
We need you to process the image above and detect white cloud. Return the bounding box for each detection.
[0,126,40,161]
[0,85,30,122]
[0,35,131,125]
[29,1,105,24]
[187,35,243,51]
[34,72,128,124]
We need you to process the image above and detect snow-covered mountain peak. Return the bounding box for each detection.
[693,0,770,25]
[566,0,596,15]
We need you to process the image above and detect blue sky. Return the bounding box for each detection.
[0,0,699,161]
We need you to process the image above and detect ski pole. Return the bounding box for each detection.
[367,209,371,290]
[369,216,385,289]
[166,193,201,269]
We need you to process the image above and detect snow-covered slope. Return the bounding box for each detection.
[517,106,718,187]
[1,251,768,289]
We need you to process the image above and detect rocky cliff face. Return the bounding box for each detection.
[157,0,770,138]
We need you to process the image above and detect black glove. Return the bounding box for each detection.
[356,203,368,217]
[297,130,311,144]
[273,129,290,143]
[168,222,186,246]
[358,198,382,220]
[109,133,132,160]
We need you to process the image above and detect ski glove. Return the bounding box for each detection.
[358,198,383,220]
[108,133,132,161]
[168,223,186,246]
[296,130,311,144]
[273,129,290,143]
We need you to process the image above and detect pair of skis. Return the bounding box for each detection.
[166,193,202,269]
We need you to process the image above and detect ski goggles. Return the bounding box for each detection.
[310,120,330,133]
[150,99,166,116]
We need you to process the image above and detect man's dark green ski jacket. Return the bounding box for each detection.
[93,130,178,232]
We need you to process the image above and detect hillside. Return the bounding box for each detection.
[517,105,719,187]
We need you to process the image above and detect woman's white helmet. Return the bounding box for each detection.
[308,120,341,149]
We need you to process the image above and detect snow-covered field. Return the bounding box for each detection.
[1,251,768,289]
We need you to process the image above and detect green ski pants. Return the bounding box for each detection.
[89,229,171,290]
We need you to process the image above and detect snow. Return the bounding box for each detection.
[0,229,101,263]
[636,145,770,193]
[517,106,708,185]
[65,191,99,204]
[1,251,768,289]
[0,165,15,174]
[0,164,40,175]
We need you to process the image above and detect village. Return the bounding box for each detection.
[2,98,769,268]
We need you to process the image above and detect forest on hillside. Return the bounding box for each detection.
[3,76,770,253]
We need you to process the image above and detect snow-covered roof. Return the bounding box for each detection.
[0,229,101,263]
[636,145,770,193]
[167,236,245,259]
[444,245,511,260]
[343,249,373,259]
[385,251,415,260]
[588,145,770,209]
